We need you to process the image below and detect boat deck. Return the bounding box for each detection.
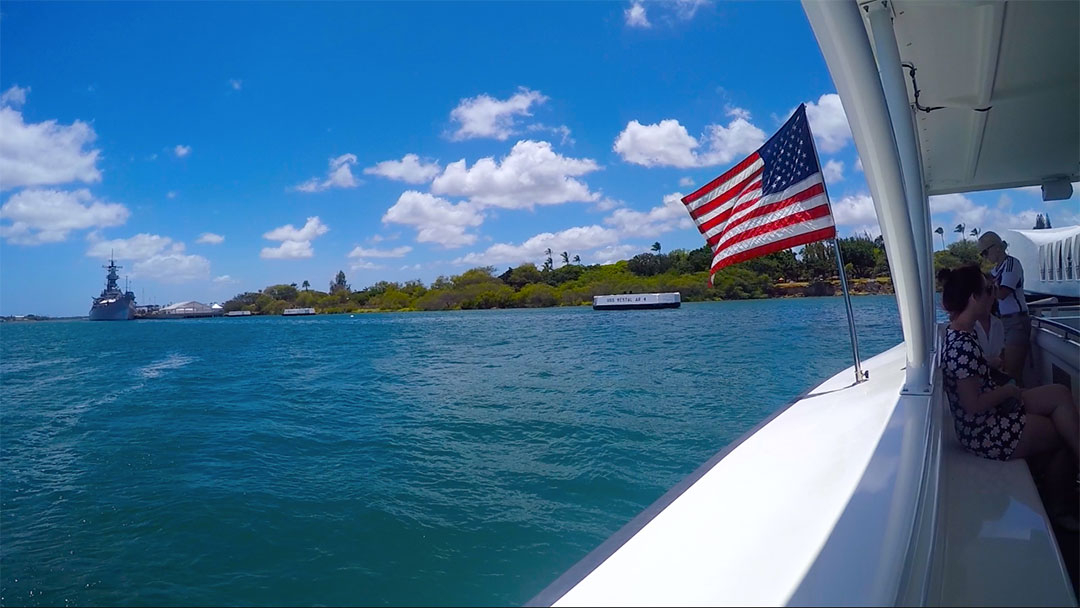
[933,407,1077,605]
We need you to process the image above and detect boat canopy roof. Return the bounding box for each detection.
[869,0,1078,195]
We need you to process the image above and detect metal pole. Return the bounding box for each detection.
[802,0,931,394]
[808,121,867,384]
[865,0,935,363]
[833,237,867,383]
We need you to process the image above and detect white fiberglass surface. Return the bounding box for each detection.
[553,344,909,607]
[888,0,1079,194]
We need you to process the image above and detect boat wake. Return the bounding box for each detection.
[136,353,196,379]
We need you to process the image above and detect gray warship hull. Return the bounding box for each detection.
[90,296,136,321]
[89,257,136,321]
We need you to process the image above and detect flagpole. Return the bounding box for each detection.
[809,125,867,384]
[832,236,867,383]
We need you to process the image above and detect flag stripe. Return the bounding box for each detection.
[686,156,764,213]
[695,182,764,231]
[683,153,762,207]
[711,214,836,265]
[710,226,837,276]
[717,183,827,242]
[699,191,825,246]
[689,167,764,220]
[697,185,762,234]
[725,174,823,228]
[698,172,822,240]
[713,201,833,254]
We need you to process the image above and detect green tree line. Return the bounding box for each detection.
[224,236,896,314]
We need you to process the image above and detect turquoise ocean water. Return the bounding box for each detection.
[1,297,902,606]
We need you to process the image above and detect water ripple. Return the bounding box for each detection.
[1,299,902,606]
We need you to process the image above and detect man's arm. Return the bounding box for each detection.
[995,260,1022,301]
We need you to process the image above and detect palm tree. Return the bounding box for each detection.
[302,280,310,292]
[934,226,945,250]
[543,247,553,271]
[651,241,661,254]
[572,254,581,265]
[969,227,980,239]
[560,251,570,266]
[954,223,966,241]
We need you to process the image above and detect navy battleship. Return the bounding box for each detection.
[89,258,136,321]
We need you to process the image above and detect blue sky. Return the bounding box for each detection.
[1,1,1076,316]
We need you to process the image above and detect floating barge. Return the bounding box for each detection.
[282,307,316,316]
[592,292,681,310]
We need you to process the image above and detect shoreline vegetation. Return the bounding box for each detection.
[223,236,923,316]
[3,238,988,321]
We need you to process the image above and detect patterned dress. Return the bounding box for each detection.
[942,327,1026,460]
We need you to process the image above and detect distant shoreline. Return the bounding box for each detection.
[4,279,896,320]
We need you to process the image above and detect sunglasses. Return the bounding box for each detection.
[979,245,994,258]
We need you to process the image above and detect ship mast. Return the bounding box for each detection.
[103,255,122,294]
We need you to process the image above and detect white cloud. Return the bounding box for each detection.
[1,85,30,108]
[166,190,177,199]
[526,124,575,146]
[383,191,484,248]
[431,140,600,209]
[173,145,191,158]
[604,192,693,238]
[351,260,385,270]
[132,253,210,283]
[294,153,360,192]
[679,176,695,187]
[848,224,882,240]
[263,216,329,241]
[803,94,851,154]
[930,193,1041,233]
[347,245,413,258]
[455,225,620,266]
[613,109,764,168]
[625,2,651,27]
[196,232,224,245]
[86,233,180,260]
[823,159,844,184]
[613,119,699,168]
[698,110,767,165]
[625,0,709,27]
[449,87,548,141]
[229,79,243,91]
[929,193,986,226]
[831,194,878,226]
[261,216,328,259]
[674,0,710,20]
[0,107,102,190]
[261,240,314,259]
[213,274,236,284]
[593,197,621,212]
[590,243,645,265]
[1,188,127,245]
[363,154,441,184]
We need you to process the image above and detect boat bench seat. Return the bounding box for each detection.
[935,405,1076,606]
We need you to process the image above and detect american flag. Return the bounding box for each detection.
[681,104,836,285]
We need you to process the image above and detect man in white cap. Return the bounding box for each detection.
[979,231,1029,384]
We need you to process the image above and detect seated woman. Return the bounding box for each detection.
[939,266,1079,465]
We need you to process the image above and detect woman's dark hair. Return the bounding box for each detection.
[937,265,985,314]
